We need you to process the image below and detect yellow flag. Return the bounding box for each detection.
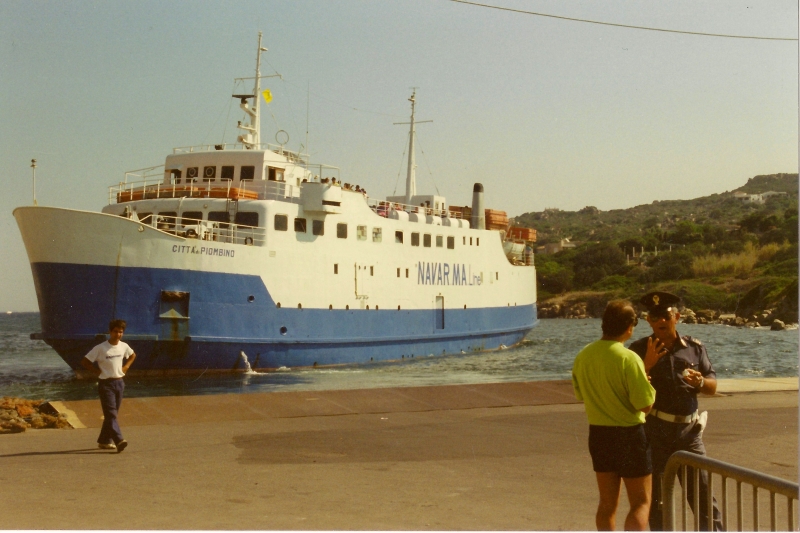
[262,89,273,104]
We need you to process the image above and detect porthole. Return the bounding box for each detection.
[346,305,349,310]
[248,295,255,303]
[329,305,333,310]
[397,305,401,310]
[375,305,379,310]
[280,326,287,335]
[464,304,467,309]
[276,302,281,308]
[298,303,302,309]
[366,305,369,310]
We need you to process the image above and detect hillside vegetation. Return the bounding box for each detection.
[516,174,798,323]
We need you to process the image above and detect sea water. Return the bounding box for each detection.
[0,312,797,401]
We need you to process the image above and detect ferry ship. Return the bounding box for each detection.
[14,33,538,376]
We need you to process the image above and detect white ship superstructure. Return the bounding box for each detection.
[14,33,537,375]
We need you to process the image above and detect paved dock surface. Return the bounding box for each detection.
[0,379,796,530]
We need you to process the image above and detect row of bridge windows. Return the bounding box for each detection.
[169,165,285,184]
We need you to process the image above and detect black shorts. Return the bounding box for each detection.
[589,424,652,478]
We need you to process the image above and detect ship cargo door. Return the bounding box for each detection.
[435,296,445,330]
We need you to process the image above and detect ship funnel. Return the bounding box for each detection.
[471,183,485,230]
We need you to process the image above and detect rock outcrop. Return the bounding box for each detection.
[0,397,72,433]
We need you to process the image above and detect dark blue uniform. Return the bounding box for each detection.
[629,334,723,531]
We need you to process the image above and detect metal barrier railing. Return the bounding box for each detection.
[663,451,798,531]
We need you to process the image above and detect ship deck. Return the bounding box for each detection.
[0,378,796,530]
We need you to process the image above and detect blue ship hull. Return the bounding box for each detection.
[32,262,537,373]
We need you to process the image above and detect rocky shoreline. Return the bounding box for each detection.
[0,397,72,433]
[538,301,797,330]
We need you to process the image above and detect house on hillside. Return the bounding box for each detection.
[761,191,788,199]
[733,191,764,205]
[536,238,577,255]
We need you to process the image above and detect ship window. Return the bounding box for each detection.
[157,212,177,231]
[357,225,367,241]
[463,236,466,245]
[313,220,324,236]
[370,266,374,276]
[208,211,229,227]
[221,166,234,181]
[372,227,382,242]
[406,268,409,278]
[423,234,431,248]
[170,169,182,184]
[395,231,403,244]
[470,237,473,246]
[274,214,288,231]
[235,212,259,227]
[181,211,203,225]
[334,264,338,274]
[294,218,306,232]
[411,233,420,246]
[447,236,455,249]
[267,167,285,181]
[477,238,480,246]
[397,268,400,277]
[137,212,152,224]
[203,166,216,181]
[436,235,443,248]
[240,166,255,181]
[186,167,198,181]
[337,223,347,239]
[496,272,499,280]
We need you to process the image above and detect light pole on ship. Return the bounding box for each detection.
[31,159,37,206]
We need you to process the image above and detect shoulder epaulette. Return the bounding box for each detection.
[685,336,703,346]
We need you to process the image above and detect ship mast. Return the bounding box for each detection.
[394,89,432,204]
[236,32,268,149]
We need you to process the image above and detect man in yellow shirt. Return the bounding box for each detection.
[572,300,656,531]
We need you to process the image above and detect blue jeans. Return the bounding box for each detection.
[98,378,125,445]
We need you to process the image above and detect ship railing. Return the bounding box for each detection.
[123,165,166,184]
[132,214,265,246]
[109,176,304,204]
[663,450,798,531]
[171,143,310,162]
[296,163,340,182]
[363,197,468,221]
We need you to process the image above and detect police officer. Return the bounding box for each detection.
[629,291,723,531]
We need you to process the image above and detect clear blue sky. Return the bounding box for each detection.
[1,0,797,311]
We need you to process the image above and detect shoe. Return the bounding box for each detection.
[98,443,116,450]
[116,440,128,453]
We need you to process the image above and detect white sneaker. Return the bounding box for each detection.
[98,443,117,450]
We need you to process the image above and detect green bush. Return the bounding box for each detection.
[655,281,738,311]
[592,275,636,291]
[643,250,695,282]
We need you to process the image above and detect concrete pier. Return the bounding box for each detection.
[0,378,796,530]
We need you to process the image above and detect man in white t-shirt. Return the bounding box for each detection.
[81,319,136,452]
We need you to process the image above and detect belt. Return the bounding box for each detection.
[649,408,698,424]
